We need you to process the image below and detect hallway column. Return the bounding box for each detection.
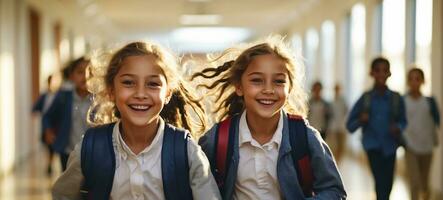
[0,0,17,177]
[364,0,382,87]
[333,14,348,98]
[431,0,443,198]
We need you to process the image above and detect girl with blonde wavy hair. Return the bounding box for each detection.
[195,35,346,200]
[52,41,221,200]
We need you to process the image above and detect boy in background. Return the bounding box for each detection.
[346,57,406,200]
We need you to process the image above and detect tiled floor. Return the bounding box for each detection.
[0,146,410,200]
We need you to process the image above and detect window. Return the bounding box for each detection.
[415,0,433,95]
[382,0,406,92]
[291,33,303,56]
[321,21,335,100]
[349,3,366,103]
[305,28,319,86]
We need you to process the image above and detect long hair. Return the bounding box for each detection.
[87,42,207,137]
[191,35,308,122]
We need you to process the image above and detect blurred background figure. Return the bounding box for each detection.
[404,67,440,200]
[32,75,57,176]
[43,57,92,171]
[327,83,348,163]
[308,81,331,139]
[347,57,407,200]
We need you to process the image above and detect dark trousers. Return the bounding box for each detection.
[366,150,396,200]
[60,152,70,171]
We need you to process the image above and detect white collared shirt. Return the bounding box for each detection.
[233,111,283,200]
[110,120,165,199]
[66,91,92,154]
[404,95,437,153]
[52,119,221,200]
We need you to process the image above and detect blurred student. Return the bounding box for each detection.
[308,81,331,139]
[327,84,348,162]
[346,57,406,200]
[32,75,56,175]
[44,57,92,171]
[404,67,440,200]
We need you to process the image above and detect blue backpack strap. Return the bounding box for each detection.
[287,114,314,197]
[427,97,441,126]
[161,124,193,200]
[389,91,401,121]
[80,123,116,200]
[362,91,372,114]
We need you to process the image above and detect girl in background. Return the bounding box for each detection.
[404,67,440,200]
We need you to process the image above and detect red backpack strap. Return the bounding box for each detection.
[287,114,314,197]
[215,117,231,187]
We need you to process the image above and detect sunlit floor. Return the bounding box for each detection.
[0,146,410,200]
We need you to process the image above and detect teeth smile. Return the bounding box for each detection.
[130,105,150,110]
[258,100,275,105]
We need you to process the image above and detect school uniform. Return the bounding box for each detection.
[32,91,56,145]
[52,119,221,200]
[308,98,331,139]
[346,88,407,200]
[404,95,440,200]
[199,111,346,200]
[44,90,92,170]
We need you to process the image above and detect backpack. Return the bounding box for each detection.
[212,114,314,197]
[80,123,193,200]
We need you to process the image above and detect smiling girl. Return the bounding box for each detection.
[194,36,346,200]
[52,42,221,200]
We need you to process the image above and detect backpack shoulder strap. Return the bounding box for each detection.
[162,124,193,200]
[215,117,230,186]
[287,114,314,197]
[427,96,440,125]
[362,91,372,113]
[81,123,116,200]
[214,115,238,194]
[390,91,401,121]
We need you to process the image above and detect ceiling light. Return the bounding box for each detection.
[170,27,252,53]
[180,14,222,25]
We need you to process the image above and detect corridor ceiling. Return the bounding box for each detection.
[73,0,319,39]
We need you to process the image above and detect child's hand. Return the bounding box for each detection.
[359,113,369,124]
[44,129,56,144]
[389,124,406,146]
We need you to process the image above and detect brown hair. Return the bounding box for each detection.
[407,67,425,81]
[191,35,308,122]
[87,42,207,137]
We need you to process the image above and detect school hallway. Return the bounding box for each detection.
[0,144,413,200]
[1,0,443,199]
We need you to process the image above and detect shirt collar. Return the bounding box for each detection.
[113,118,165,160]
[239,111,283,149]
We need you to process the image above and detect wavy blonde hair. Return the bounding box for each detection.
[87,42,207,137]
[191,35,308,122]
